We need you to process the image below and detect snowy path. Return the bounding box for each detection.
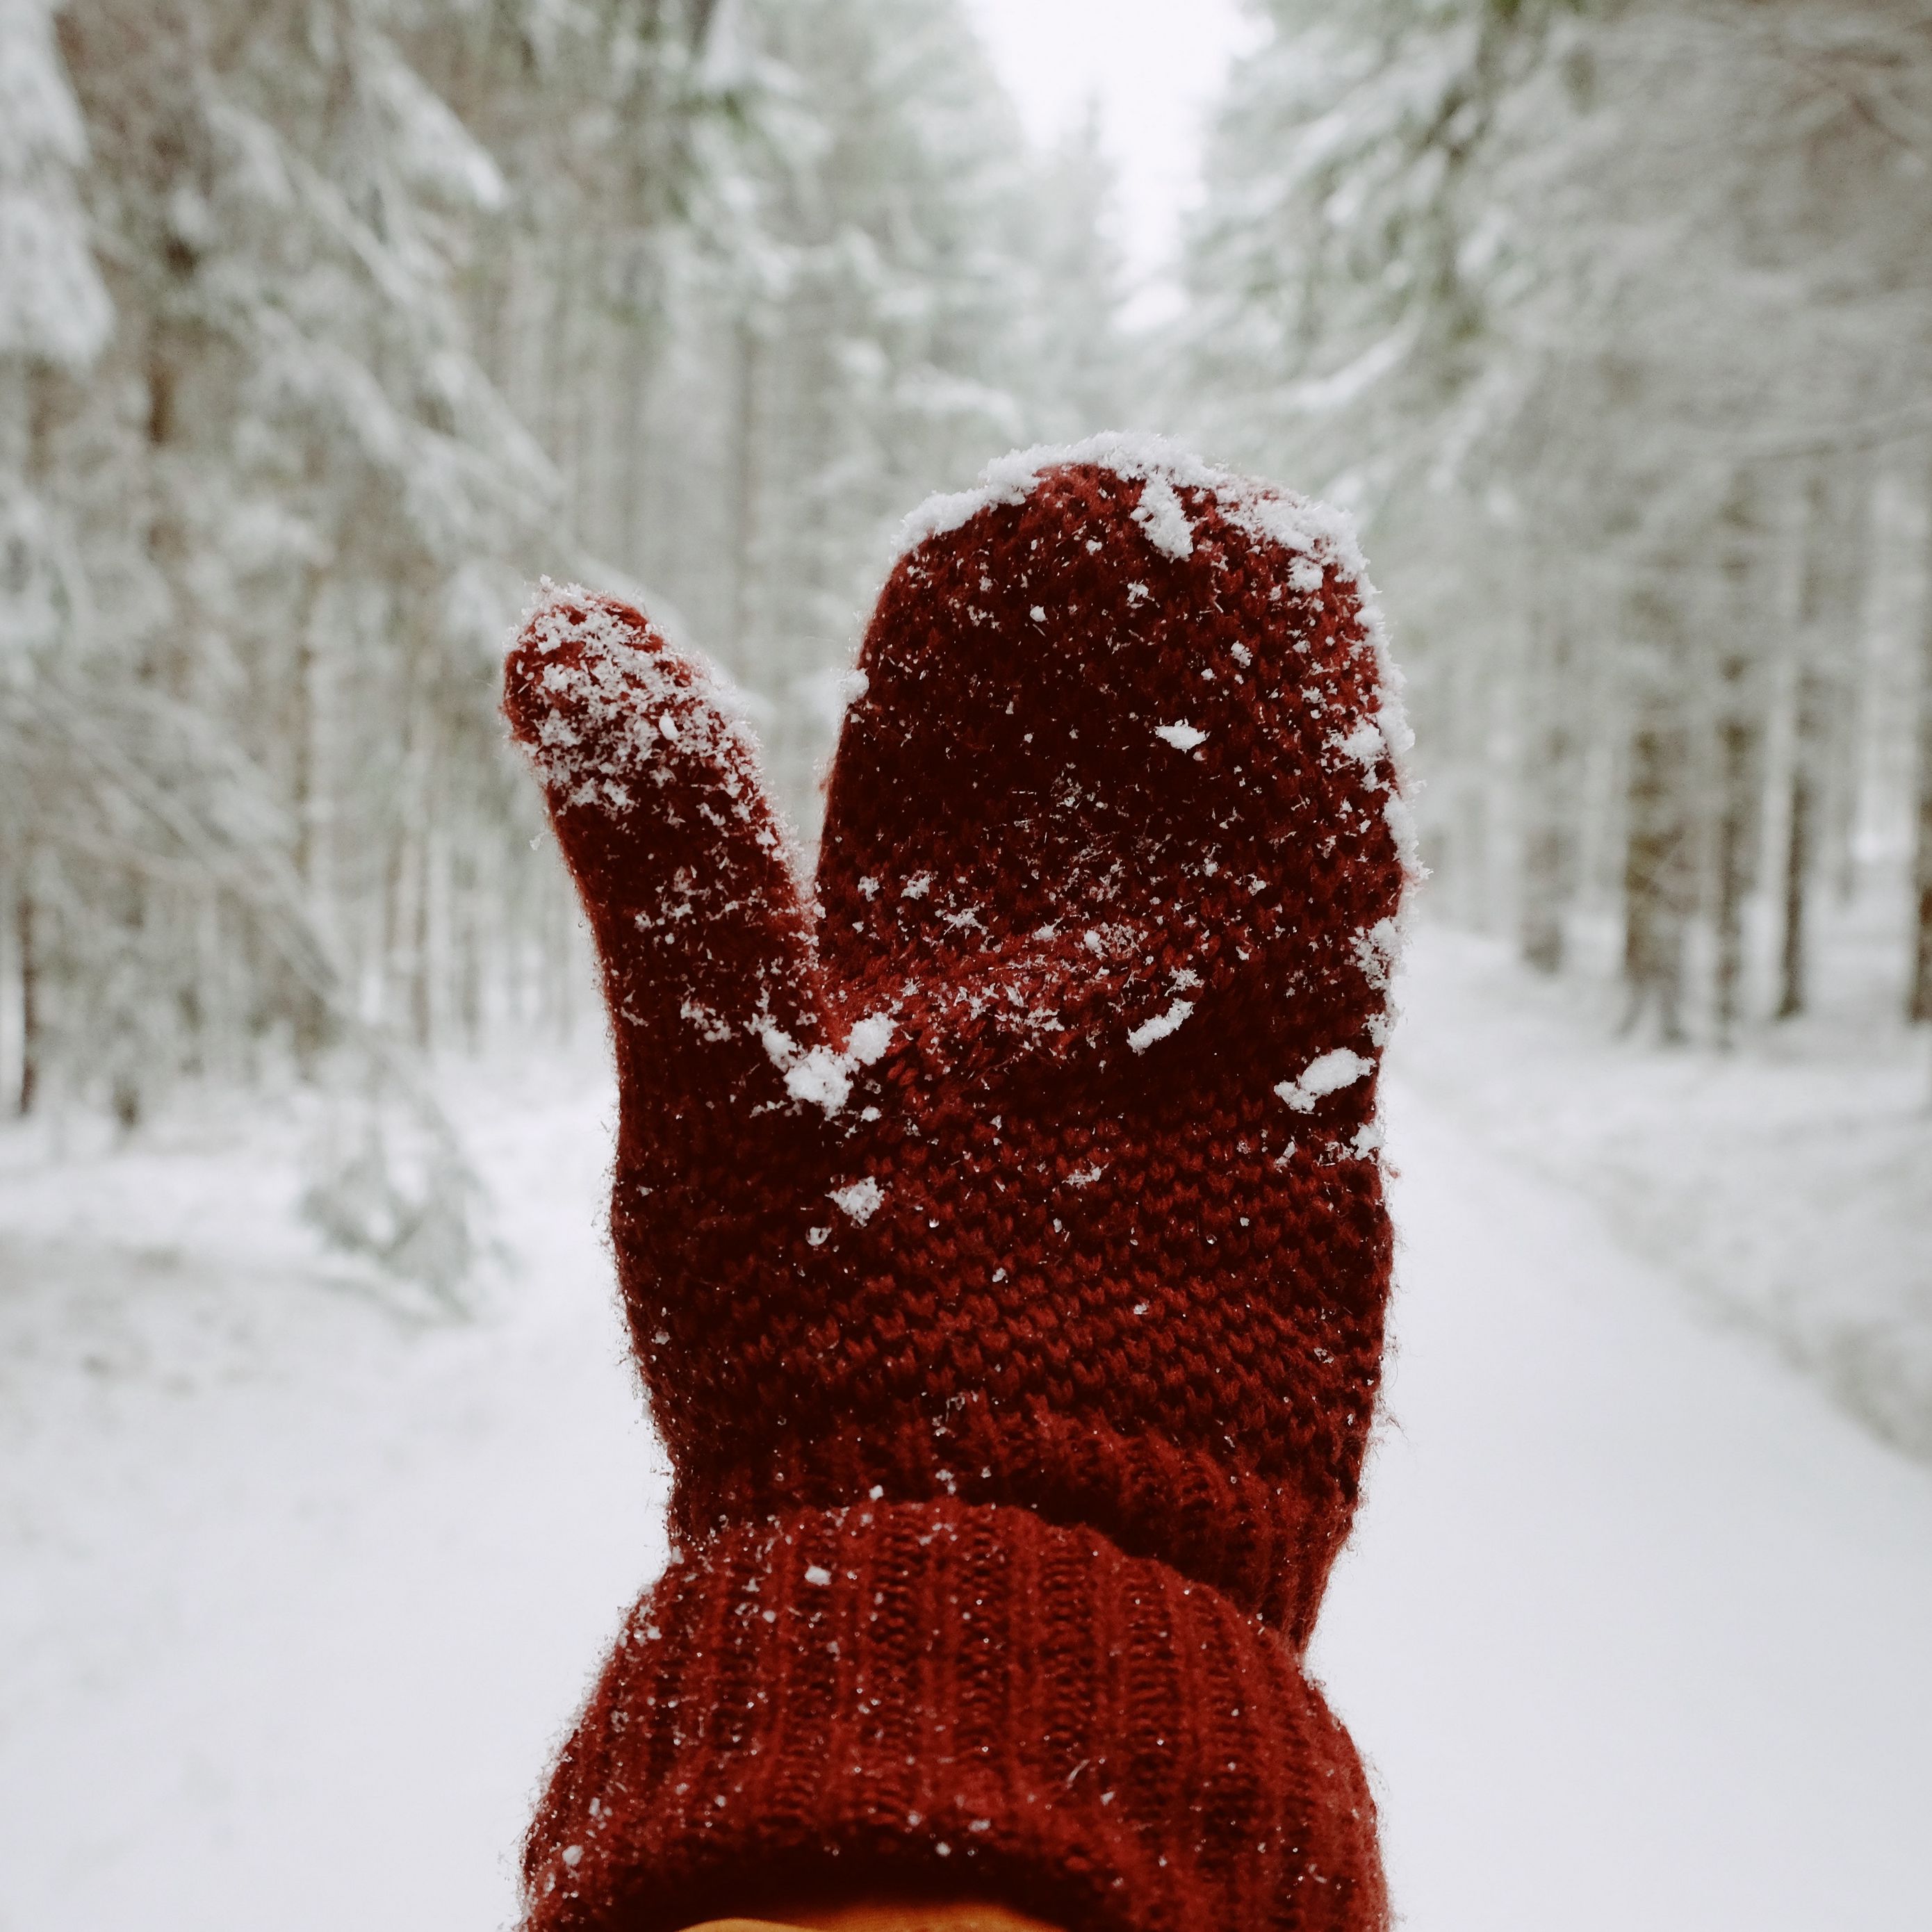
[1313,1078,1932,1931]
[3,1051,1930,1931]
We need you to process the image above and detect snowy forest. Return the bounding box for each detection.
[1186,0,1932,1047]
[3,0,1930,1307]
[1,0,1131,1149]
[6,5,1932,1928]
[7,0,1930,1146]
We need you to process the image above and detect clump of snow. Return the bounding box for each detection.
[803,1564,833,1587]
[828,1177,885,1225]
[1127,998,1195,1054]
[1131,473,1195,559]
[513,580,771,826]
[778,1047,856,1114]
[760,1013,895,1118]
[1333,719,1386,775]
[1275,1047,1374,1112]
[678,999,735,1045]
[844,1013,895,1063]
[1154,720,1208,752]
[1354,917,1402,994]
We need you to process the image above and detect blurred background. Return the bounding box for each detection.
[2,2,1929,1929]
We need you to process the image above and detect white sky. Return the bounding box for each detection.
[961,0,1264,322]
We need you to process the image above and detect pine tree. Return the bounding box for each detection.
[1184,0,1932,1035]
[4,0,1135,1301]
[1,0,115,1115]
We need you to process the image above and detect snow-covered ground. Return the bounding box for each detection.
[1313,1076,1932,1931]
[3,935,1929,1932]
[1398,924,1932,1459]
[0,1051,661,1932]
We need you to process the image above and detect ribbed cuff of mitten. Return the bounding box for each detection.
[522,1503,1386,1932]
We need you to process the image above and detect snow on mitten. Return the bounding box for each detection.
[503,436,1414,1932]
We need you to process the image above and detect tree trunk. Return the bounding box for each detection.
[1912,505,1932,1022]
[1777,668,1824,1020]
[1712,673,1760,1045]
[17,880,40,1118]
[1621,703,1693,1042]
[1518,611,1575,974]
[290,573,331,1067]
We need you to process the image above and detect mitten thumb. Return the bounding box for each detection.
[504,586,854,1148]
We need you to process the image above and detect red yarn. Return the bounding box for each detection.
[503,441,1411,1932]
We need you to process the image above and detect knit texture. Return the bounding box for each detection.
[503,434,1413,1932]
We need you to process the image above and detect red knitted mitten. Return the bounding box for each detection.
[503,437,1414,1932]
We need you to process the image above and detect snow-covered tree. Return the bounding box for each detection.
[0,0,110,381]
[0,0,1136,1307]
[1185,0,1932,1033]
[1,0,115,1114]
[41,0,564,1087]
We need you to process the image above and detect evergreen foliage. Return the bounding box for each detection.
[0,0,1129,1297]
[1184,0,1932,1037]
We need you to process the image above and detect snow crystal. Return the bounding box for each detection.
[1275,1047,1373,1112]
[760,1013,895,1118]
[1131,473,1195,559]
[1352,917,1402,994]
[1127,999,1195,1054]
[830,1178,885,1225]
[1154,721,1208,752]
[678,999,734,1045]
[783,1049,856,1115]
[1333,719,1385,774]
[845,1013,895,1064]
